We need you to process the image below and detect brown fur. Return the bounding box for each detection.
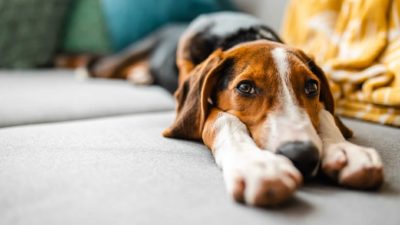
[176,32,196,84]
[163,50,225,140]
[164,40,352,147]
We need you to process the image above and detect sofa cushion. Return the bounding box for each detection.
[0,70,174,127]
[0,112,398,225]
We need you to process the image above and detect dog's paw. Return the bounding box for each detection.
[322,142,384,189]
[223,151,302,206]
[127,67,154,85]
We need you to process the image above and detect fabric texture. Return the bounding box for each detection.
[0,0,70,68]
[0,112,399,225]
[61,0,111,54]
[0,70,174,127]
[282,0,400,126]
[100,0,236,51]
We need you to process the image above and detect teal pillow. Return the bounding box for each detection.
[0,0,70,68]
[101,0,236,51]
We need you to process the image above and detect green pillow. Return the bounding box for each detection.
[0,0,70,68]
[61,0,111,54]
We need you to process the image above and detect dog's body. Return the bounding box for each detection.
[84,24,187,93]
[88,12,384,206]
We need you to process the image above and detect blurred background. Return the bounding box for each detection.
[0,0,399,126]
[0,0,286,68]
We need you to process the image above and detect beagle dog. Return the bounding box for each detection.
[163,12,384,206]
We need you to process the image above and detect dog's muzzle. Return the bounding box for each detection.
[276,141,320,178]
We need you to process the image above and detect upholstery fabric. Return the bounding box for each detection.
[0,0,70,68]
[282,0,400,126]
[0,70,174,127]
[0,112,399,225]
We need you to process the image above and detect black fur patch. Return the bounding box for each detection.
[189,27,218,65]
[209,58,235,105]
[218,26,282,50]
[188,25,282,67]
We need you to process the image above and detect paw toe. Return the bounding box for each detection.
[322,143,384,189]
[232,178,245,203]
[253,179,294,206]
[322,150,347,179]
[340,165,384,189]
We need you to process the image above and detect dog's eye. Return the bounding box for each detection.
[305,79,318,97]
[236,81,256,96]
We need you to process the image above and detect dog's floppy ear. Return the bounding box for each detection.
[296,50,353,139]
[163,50,225,140]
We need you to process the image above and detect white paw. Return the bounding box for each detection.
[223,151,302,206]
[322,141,384,189]
[127,67,153,85]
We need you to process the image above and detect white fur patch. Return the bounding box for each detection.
[212,112,301,205]
[271,48,289,80]
[267,48,322,155]
[127,66,154,85]
[74,67,91,81]
[213,112,259,168]
[271,48,302,120]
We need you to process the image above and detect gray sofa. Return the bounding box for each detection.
[1,70,399,225]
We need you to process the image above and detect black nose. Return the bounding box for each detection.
[276,141,319,177]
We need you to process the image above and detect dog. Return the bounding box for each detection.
[86,12,384,207]
[81,24,187,93]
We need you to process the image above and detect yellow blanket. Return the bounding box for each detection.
[282,0,400,126]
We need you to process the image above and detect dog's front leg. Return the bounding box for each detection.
[202,109,302,206]
[319,109,384,189]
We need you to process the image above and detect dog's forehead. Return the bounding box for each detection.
[224,41,311,78]
[225,40,281,59]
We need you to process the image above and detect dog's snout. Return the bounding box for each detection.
[276,141,319,177]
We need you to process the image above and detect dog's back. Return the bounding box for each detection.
[176,12,282,82]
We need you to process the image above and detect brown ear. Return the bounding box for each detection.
[163,50,225,140]
[295,50,353,139]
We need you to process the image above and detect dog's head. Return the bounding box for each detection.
[164,40,352,176]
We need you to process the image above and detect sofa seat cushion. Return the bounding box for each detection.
[0,70,174,127]
[0,112,399,225]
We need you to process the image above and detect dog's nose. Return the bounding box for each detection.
[276,141,319,177]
